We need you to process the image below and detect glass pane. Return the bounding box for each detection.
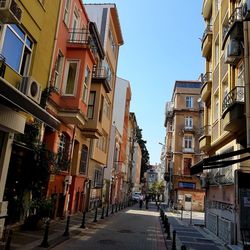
[26,37,33,49]
[10,24,25,40]
[2,27,23,72]
[65,62,77,94]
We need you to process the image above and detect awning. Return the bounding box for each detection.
[0,77,60,130]
[190,147,250,175]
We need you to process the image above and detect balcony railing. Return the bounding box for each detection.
[202,72,212,85]
[92,67,108,79]
[201,25,212,47]
[68,28,91,44]
[0,54,6,77]
[222,86,245,113]
[222,7,243,47]
[199,125,211,137]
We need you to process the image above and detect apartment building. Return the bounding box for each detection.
[191,0,250,246]
[164,81,205,211]
[84,4,124,209]
[0,0,60,234]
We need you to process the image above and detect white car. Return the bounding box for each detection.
[132,192,141,201]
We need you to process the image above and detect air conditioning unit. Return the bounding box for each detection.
[0,0,22,24]
[243,0,250,20]
[225,39,242,65]
[19,77,42,104]
[64,175,72,184]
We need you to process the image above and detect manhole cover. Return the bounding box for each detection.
[99,239,117,245]
[118,229,133,233]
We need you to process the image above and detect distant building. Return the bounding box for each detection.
[164,80,205,211]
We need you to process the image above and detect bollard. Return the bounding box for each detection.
[80,211,86,229]
[181,245,187,250]
[190,207,192,225]
[181,206,183,220]
[164,216,168,229]
[111,204,114,214]
[101,206,105,219]
[172,230,176,250]
[39,220,50,247]
[4,229,13,250]
[166,223,171,239]
[106,204,109,217]
[63,215,70,237]
[93,207,98,222]
[115,203,118,213]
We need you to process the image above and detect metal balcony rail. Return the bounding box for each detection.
[199,125,211,137]
[0,54,6,77]
[201,25,212,46]
[222,7,242,42]
[222,86,245,113]
[92,67,108,78]
[201,72,212,85]
[68,28,91,44]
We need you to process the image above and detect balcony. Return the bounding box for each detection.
[222,86,245,132]
[201,25,212,58]
[92,67,112,93]
[182,148,194,153]
[67,28,96,53]
[222,7,243,49]
[199,125,211,151]
[182,126,196,134]
[201,72,212,102]
[202,0,212,19]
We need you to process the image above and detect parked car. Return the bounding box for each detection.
[132,192,141,202]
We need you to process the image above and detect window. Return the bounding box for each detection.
[185,96,193,108]
[54,51,64,89]
[183,158,192,175]
[109,29,116,54]
[63,60,78,95]
[87,91,96,119]
[215,40,219,66]
[237,63,244,86]
[214,95,219,121]
[185,116,193,129]
[178,182,195,189]
[97,134,107,152]
[58,133,70,171]
[1,25,33,75]
[94,168,103,188]
[103,98,111,119]
[79,145,88,175]
[64,0,71,26]
[99,95,104,122]
[184,135,193,149]
[83,66,90,103]
[215,0,220,13]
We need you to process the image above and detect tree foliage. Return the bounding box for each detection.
[135,125,150,180]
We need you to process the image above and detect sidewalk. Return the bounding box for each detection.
[162,208,227,250]
[0,203,132,250]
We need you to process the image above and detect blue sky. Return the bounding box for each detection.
[84,0,204,164]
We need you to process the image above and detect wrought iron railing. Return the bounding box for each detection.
[222,86,245,113]
[199,125,211,137]
[201,72,212,85]
[68,28,91,44]
[201,25,212,47]
[92,67,108,79]
[222,7,242,42]
[0,54,6,77]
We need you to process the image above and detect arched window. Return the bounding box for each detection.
[58,132,71,171]
[79,145,88,175]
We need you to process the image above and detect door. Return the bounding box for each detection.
[184,194,192,211]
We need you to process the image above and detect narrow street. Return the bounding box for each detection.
[53,203,166,250]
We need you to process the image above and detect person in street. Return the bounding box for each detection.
[145,194,150,209]
[139,194,144,209]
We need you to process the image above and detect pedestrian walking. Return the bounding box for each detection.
[139,194,144,209]
[145,194,150,209]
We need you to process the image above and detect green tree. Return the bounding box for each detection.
[149,181,165,201]
[135,126,150,180]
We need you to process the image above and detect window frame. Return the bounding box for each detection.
[79,144,88,175]
[1,24,33,76]
[62,60,79,96]
[185,116,193,129]
[185,96,193,108]
[82,66,91,103]
[63,0,71,27]
[54,50,64,90]
[183,135,193,149]
[87,91,96,119]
